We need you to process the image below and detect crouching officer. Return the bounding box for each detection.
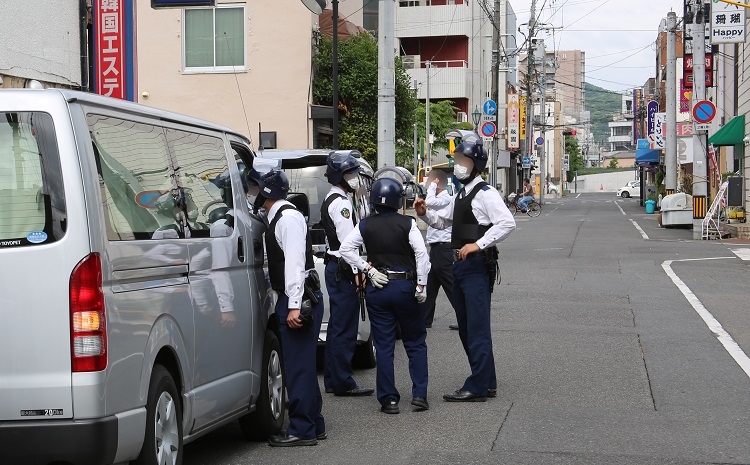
[321,152,375,397]
[339,178,431,414]
[259,170,326,446]
[414,141,516,402]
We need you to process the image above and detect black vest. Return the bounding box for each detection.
[451,181,491,249]
[266,204,314,292]
[320,192,348,252]
[361,213,416,272]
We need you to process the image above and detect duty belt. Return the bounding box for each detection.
[382,269,416,280]
[451,249,483,262]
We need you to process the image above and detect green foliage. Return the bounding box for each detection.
[565,135,584,182]
[584,82,623,142]
[313,33,418,168]
[607,156,618,169]
[680,174,693,194]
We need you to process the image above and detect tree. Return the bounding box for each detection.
[607,156,618,169]
[312,33,418,168]
[565,135,584,182]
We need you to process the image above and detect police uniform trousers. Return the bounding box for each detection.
[365,275,428,406]
[452,255,497,395]
[323,260,360,393]
[276,291,325,439]
[424,242,455,326]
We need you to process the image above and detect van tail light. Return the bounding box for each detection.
[69,253,107,372]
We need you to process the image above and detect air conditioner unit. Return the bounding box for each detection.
[456,111,468,123]
[402,54,421,69]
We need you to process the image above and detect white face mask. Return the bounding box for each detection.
[453,164,471,181]
[347,177,360,190]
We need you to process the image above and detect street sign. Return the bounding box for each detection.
[481,121,497,138]
[483,99,497,116]
[536,137,544,145]
[694,123,711,132]
[692,100,716,124]
[637,139,650,150]
[562,161,570,170]
[522,156,531,168]
[711,0,746,44]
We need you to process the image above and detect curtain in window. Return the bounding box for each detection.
[215,8,243,67]
[185,9,214,68]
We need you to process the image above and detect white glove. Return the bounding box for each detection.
[366,267,389,289]
[415,285,427,303]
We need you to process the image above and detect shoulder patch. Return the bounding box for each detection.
[340,208,351,219]
[481,185,491,191]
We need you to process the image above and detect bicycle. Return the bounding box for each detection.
[505,193,542,217]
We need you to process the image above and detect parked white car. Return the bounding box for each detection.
[617,180,641,198]
[547,181,559,195]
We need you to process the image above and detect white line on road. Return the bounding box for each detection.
[576,193,581,198]
[630,219,649,239]
[731,248,750,261]
[662,259,750,380]
[545,206,559,216]
[615,202,626,216]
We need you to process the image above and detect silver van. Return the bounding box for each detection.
[0,89,284,465]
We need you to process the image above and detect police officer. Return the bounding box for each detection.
[339,178,431,414]
[259,170,326,446]
[321,152,375,397]
[414,141,516,402]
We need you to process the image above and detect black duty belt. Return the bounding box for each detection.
[451,249,483,262]
[384,270,417,280]
[324,253,342,265]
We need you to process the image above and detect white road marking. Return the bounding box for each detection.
[615,202,626,216]
[576,193,581,198]
[630,219,649,239]
[731,248,750,261]
[545,206,559,216]
[662,258,750,380]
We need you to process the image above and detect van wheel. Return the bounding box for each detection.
[239,330,285,440]
[353,334,377,369]
[134,364,183,465]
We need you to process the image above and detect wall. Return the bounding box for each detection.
[739,20,750,207]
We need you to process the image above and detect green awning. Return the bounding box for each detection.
[708,115,745,146]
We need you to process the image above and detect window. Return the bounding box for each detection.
[0,112,66,247]
[184,4,245,72]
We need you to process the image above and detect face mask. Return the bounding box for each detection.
[454,164,471,181]
[347,177,360,191]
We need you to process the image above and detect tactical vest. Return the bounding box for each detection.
[266,204,314,292]
[320,192,349,252]
[451,181,491,249]
[360,213,416,272]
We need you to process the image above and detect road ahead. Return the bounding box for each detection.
[184,193,750,465]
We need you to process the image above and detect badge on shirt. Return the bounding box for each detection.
[340,208,350,219]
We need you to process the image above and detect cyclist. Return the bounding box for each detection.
[518,178,534,213]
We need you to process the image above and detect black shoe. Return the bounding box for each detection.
[335,386,375,396]
[449,324,459,330]
[268,434,318,447]
[411,397,429,411]
[443,389,487,402]
[325,387,334,394]
[381,400,400,414]
[487,388,497,398]
[316,432,328,440]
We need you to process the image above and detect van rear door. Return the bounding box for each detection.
[0,106,88,421]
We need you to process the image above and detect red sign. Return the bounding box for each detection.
[679,79,690,113]
[95,0,126,99]
[684,70,714,88]
[684,53,713,71]
[675,122,694,137]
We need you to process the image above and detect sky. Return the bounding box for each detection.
[510,0,685,93]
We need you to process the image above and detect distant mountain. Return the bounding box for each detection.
[585,82,623,143]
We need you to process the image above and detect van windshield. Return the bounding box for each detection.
[0,112,66,248]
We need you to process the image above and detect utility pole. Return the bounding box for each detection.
[525,0,538,185]
[691,0,707,238]
[665,11,677,195]
[377,0,396,168]
[490,0,502,189]
[426,60,431,170]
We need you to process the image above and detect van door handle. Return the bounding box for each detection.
[237,236,245,263]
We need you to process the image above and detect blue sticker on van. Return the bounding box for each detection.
[27,231,48,244]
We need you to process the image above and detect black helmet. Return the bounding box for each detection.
[258,170,289,200]
[454,140,488,172]
[325,152,361,186]
[245,167,262,187]
[369,178,404,210]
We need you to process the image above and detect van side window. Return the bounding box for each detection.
[165,129,233,238]
[0,112,66,247]
[87,114,174,240]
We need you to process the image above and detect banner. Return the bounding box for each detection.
[679,79,691,113]
[507,94,520,149]
[519,96,527,141]
[94,0,126,99]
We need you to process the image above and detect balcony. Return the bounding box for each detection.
[406,60,470,100]
[395,3,472,38]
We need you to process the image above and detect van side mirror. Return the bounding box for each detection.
[286,192,310,223]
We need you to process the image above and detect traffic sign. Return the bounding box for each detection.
[694,123,710,132]
[483,99,497,116]
[481,121,497,138]
[522,156,531,168]
[535,137,544,146]
[692,100,716,124]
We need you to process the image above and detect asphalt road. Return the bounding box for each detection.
[183,192,750,465]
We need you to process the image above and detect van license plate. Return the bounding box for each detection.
[20,409,63,416]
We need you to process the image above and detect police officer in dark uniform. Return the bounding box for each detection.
[321,152,374,397]
[259,170,326,446]
[414,141,516,402]
[339,178,431,414]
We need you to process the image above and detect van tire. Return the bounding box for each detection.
[134,364,183,465]
[239,330,285,440]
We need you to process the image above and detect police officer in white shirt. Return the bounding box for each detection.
[259,170,326,446]
[413,140,516,403]
[423,169,457,329]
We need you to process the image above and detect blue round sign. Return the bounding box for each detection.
[536,137,544,145]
